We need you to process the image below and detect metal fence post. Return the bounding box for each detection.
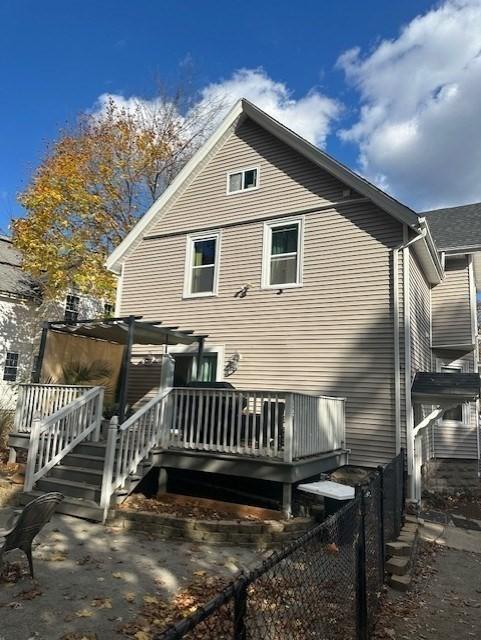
[233,575,248,640]
[356,486,368,640]
[377,466,385,576]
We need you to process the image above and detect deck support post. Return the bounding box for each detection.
[157,468,168,495]
[282,483,292,519]
[195,336,205,381]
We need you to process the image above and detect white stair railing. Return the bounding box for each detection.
[24,386,104,492]
[100,387,172,521]
[15,383,93,433]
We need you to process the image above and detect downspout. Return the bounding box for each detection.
[392,225,427,487]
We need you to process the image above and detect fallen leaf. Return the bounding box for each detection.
[75,608,93,618]
[91,597,112,609]
[326,543,339,555]
[124,592,136,603]
[112,571,125,579]
[134,632,152,640]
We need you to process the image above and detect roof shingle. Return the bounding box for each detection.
[423,202,481,251]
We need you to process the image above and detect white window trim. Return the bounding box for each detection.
[167,344,225,382]
[435,357,470,426]
[261,216,304,290]
[183,230,221,299]
[226,166,260,195]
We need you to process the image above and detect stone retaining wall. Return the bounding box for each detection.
[422,459,481,496]
[110,509,314,548]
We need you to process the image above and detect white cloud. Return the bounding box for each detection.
[94,68,341,150]
[197,68,341,148]
[337,0,481,211]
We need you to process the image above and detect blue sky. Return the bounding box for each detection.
[1,0,480,230]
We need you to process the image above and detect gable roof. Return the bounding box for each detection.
[0,236,39,299]
[423,202,481,252]
[106,99,422,274]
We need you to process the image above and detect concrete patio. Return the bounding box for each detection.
[0,507,256,640]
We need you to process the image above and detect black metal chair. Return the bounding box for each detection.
[0,492,64,579]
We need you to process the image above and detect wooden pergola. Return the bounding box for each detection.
[34,315,207,422]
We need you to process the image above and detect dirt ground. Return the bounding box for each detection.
[375,534,481,639]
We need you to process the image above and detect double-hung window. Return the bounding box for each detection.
[227,167,259,194]
[439,364,466,423]
[3,351,19,382]
[184,232,220,297]
[262,218,303,288]
[64,294,80,322]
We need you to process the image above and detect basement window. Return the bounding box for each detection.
[227,167,259,194]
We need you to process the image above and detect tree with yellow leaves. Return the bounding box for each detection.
[14,91,220,299]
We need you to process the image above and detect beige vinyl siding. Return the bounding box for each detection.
[148,117,352,237]
[121,194,403,466]
[432,257,472,347]
[410,252,432,376]
[428,350,479,459]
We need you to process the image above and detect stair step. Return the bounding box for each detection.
[18,491,105,522]
[73,442,107,457]
[386,556,410,576]
[37,477,101,502]
[48,465,104,486]
[63,453,105,471]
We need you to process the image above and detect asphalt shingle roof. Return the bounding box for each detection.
[0,236,39,299]
[412,372,481,400]
[423,202,481,251]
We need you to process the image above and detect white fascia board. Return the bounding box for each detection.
[106,100,245,274]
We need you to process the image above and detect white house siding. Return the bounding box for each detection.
[410,253,432,377]
[0,295,38,409]
[432,257,472,348]
[121,191,404,466]
[0,293,105,410]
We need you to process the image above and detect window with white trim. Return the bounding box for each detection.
[227,167,258,194]
[439,363,467,423]
[184,232,220,297]
[262,218,303,288]
[64,294,80,322]
[3,351,19,382]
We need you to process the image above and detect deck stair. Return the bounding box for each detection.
[19,440,155,521]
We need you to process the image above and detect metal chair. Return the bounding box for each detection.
[0,492,64,579]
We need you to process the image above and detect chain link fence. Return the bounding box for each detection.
[155,450,406,640]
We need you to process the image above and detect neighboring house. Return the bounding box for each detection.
[0,236,107,408]
[103,99,480,500]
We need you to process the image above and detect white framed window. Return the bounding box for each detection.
[64,294,80,322]
[436,359,469,424]
[227,167,259,194]
[3,351,19,382]
[184,231,221,298]
[262,217,304,289]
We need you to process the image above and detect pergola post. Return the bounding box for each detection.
[34,322,49,383]
[117,315,136,423]
[195,336,205,382]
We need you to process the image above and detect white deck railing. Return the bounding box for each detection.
[167,388,346,462]
[24,386,104,491]
[100,387,172,520]
[14,383,93,433]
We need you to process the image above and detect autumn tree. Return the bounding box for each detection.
[13,90,222,299]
